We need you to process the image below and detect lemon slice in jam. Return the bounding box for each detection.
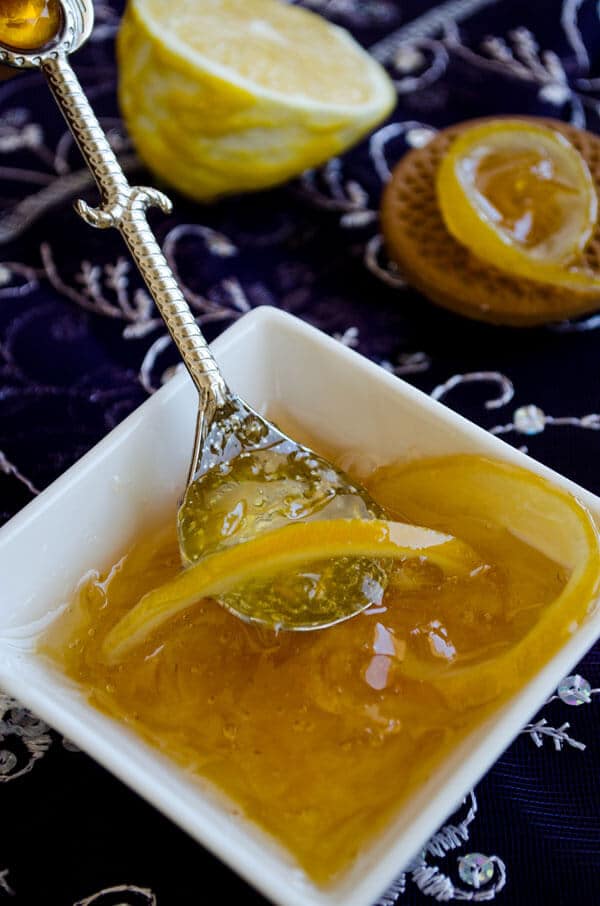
[102,518,480,661]
[436,119,600,289]
[367,455,600,708]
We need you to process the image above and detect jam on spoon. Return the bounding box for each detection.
[178,396,390,629]
[0,0,389,630]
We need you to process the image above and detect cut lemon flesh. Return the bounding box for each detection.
[367,455,600,707]
[117,0,395,200]
[103,518,480,661]
[436,119,600,289]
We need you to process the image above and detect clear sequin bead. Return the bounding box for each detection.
[513,405,546,435]
[557,674,592,705]
[394,45,426,73]
[406,127,436,148]
[458,853,495,889]
[539,82,571,105]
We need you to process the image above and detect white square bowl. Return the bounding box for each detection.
[1,306,599,906]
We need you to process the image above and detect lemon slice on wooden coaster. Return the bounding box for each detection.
[117,0,395,200]
[103,518,479,661]
[437,119,600,289]
[381,117,600,324]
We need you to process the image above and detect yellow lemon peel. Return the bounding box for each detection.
[436,119,600,290]
[103,517,480,661]
[367,455,600,707]
[117,0,396,200]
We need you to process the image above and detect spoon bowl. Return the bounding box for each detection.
[178,395,389,629]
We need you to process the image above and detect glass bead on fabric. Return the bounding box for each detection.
[557,674,592,705]
[458,852,495,889]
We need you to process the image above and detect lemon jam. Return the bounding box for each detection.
[41,448,600,883]
[179,445,389,628]
[474,145,580,250]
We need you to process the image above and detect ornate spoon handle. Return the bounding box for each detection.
[42,53,227,409]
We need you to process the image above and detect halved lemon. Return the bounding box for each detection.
[117,0,396,200]
[102,518,480,661]
[436,119,600,289]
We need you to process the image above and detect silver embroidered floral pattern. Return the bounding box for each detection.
[521,674,600,752]
[73,885,157,906]
[431,372,515,410]
[377,793,507,904]
[0,868,13,896]
[491,407,600,438]
[0,692,52,783]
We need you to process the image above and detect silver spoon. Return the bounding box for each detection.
[1,0,389,629]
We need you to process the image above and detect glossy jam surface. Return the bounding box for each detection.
[0,0,62,50]
[436,120,600,290]
[42,448,577,882]
[474,146,578,249]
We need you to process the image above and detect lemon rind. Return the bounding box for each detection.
[437,119,600,290]
[128,0,396,117]
[103,518,479,662]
